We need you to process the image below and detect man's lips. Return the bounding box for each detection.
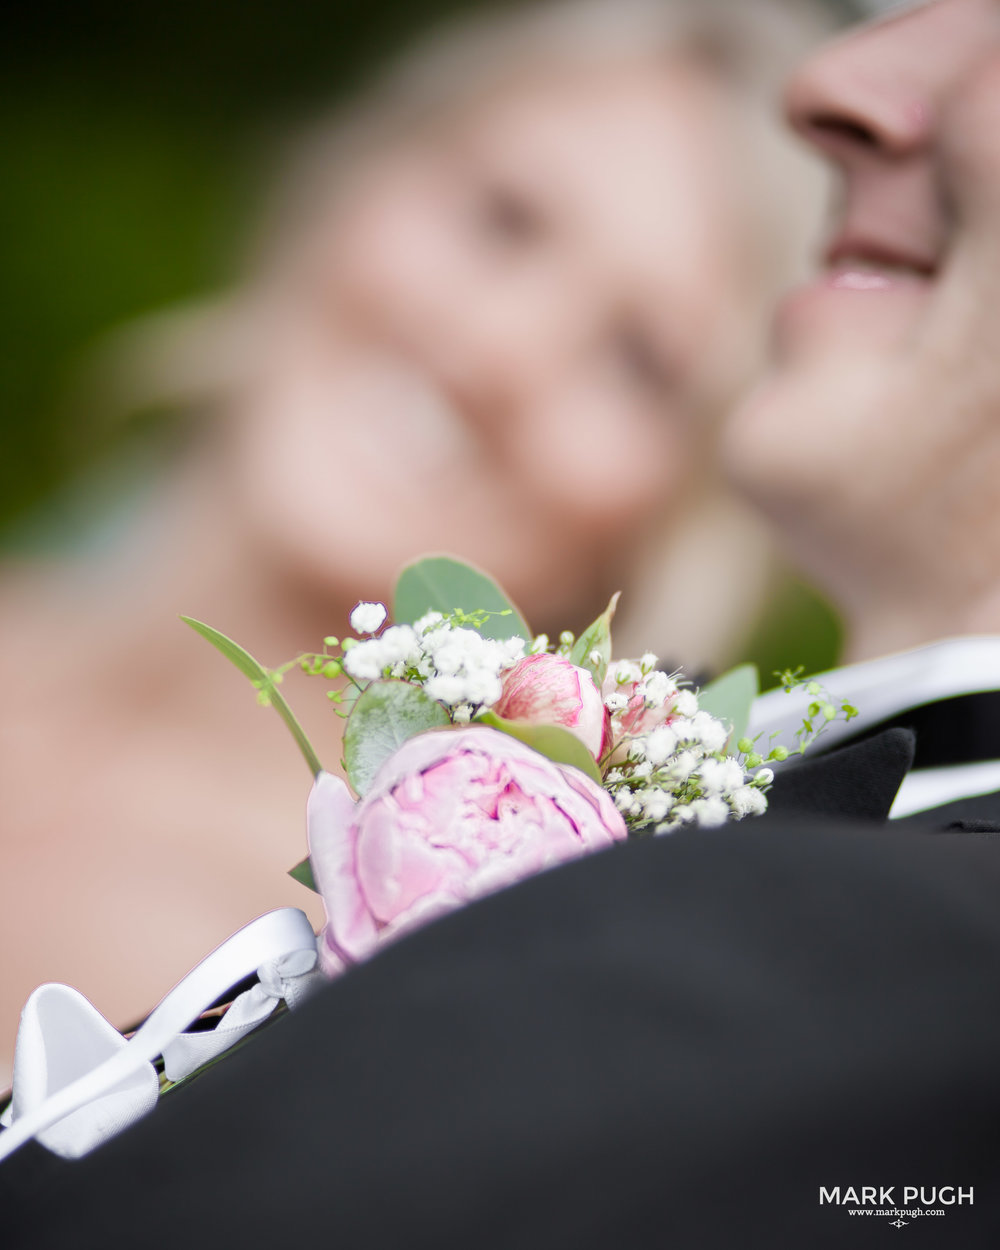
[824,234,940,282]
[771,227,941,348]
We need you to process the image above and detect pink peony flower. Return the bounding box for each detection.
[308,726,627,976]
[493,653,607,760]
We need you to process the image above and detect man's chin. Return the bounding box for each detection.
[772,272,929,365]
[721,354,890,512]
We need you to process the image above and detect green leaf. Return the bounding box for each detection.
[568,592,620,685]
[393,556,531,642]
[478,710,603,786]
[344,680,451,795]
[181,617,323,778]
[697,664,759,749]
[288,857,317,892]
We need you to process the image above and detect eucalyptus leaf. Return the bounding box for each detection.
[288,857,317,892]
[393,556,531,642]
[569,592,620,686]
[344,680,450,795]
[478,710,603,786]
[181,616,323,778]
[697,664,759,748]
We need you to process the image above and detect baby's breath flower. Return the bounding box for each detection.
[679,711,728,754]
[604,692,628,713]
[644,670,676,705]
[668,750,698,783]
[381,625,421,663]
[342,638,388,681]
[424,674,466,705]
[464,671,504,708]
[690,796,730,828]
[698,757,745,795]
[640,652,658,674]
[644,725,678,766]
[640,789,673,823]
[729,786,768,818]
[382,620,525,714]
[349,602,387,635]
[673,689,699,718]
[529,634,550,655]
[414,611,445,634]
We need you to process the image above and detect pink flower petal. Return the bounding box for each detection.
[307,772,379,964]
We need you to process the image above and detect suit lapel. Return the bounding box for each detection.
[763,728,915,824]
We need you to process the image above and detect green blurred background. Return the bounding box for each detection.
[1,0,851,677]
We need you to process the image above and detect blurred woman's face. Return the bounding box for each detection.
[229,61,751,626]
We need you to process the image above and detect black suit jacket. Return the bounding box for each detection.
[3,728,1000,1249]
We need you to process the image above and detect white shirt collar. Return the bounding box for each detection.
[748,635,1000,752]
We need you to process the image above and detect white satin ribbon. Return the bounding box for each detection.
[0,908,321,1163]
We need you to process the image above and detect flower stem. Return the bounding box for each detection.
[181,616,324,779]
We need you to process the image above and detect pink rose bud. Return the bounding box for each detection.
[308,727,626,976]
[602,662,677,739]
[493,653,607,760]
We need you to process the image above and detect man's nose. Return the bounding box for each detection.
[782,16,934,167]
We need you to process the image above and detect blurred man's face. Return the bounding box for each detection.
[724,0,1000,629]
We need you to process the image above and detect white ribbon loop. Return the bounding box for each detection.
[0,908,320,1163]
[0,984,159,1159]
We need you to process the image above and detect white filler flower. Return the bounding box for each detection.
[350,602,388,635]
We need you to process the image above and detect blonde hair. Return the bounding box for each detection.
[104,0,830,413]
[264,0,829,298]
